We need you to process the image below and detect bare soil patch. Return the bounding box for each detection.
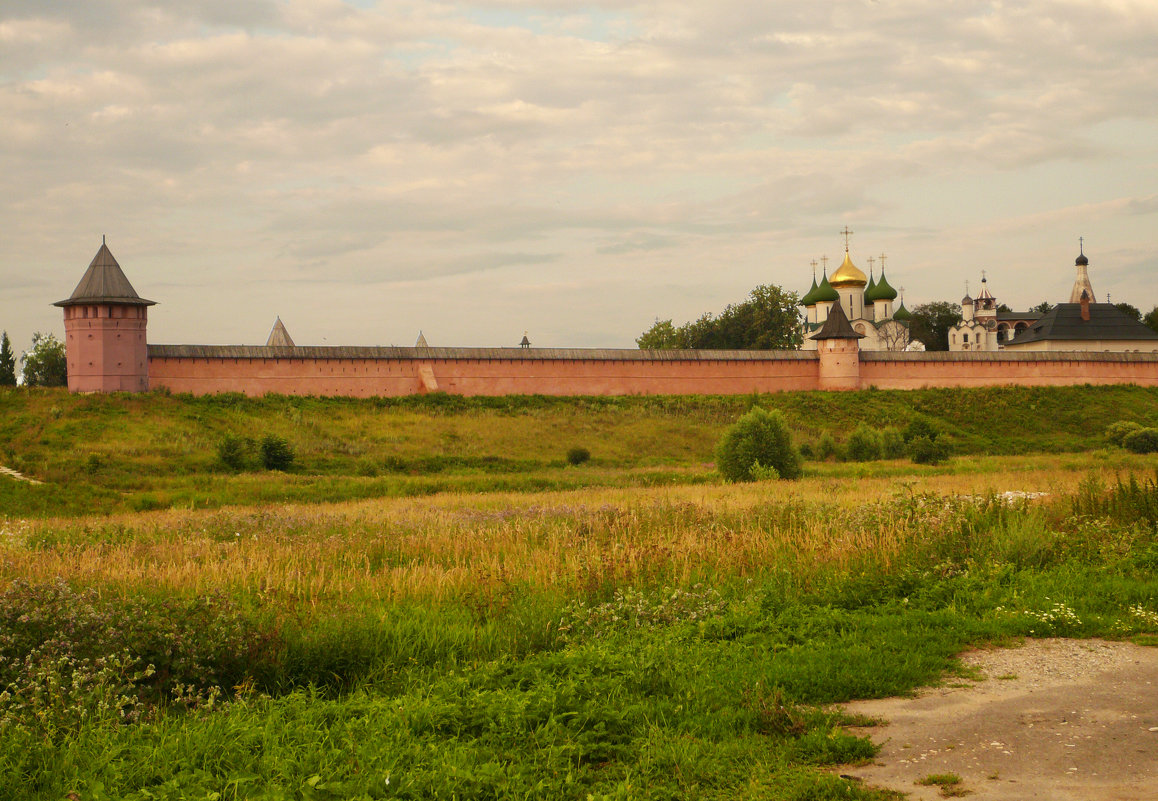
[840,638,1158,800]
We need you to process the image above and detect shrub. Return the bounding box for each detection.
[880,427,906,459]
[815,431,837,461]
[217,434,255,470]
[909,435,950,465]
[715,407,802,482]
[750,462,780,481]
[902,417,938,444]
[1106,420,1145,447]
[846,423,882,462]
[260,435,295,471]
[797,442,814,459]
[1122,428,1158,454]
[566,446,591,466]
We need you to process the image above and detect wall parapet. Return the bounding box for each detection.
[860,350,1158,363]
[147,345,820,362]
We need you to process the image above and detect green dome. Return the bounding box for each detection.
[865,271,877,297]
[799,276,820,306]
[814,273,840,303]
[864,268,898,302]
[891,300,912,322]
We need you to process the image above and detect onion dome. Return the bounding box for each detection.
[799,276,821,306]
[814,272,840,303]
[962,294,974,305]
[892,301,912,322]
[1076,251,1088,267]
[829,251,867,288]
[865,270,877,296]
[865,269,898,302]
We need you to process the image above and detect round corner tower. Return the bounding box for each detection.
[54,241,156,393]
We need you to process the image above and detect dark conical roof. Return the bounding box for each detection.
[812,300,863,340]
[54,243,155,307]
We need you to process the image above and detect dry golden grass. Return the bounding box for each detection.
[2,453,1147,611]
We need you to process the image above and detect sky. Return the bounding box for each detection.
[2,0,1157,354]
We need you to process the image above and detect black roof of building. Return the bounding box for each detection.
[995,311,1039,322]
[1006,303,1158,345]
[811,301,863,340]
[54,243,156,307]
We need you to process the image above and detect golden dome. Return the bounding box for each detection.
[829,251,867,288]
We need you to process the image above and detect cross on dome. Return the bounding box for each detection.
[840,226,854,252]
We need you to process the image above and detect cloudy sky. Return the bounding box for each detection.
[2,0,1156,353]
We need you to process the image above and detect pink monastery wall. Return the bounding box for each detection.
[145,347,821,397]
[143,346,1158,396]
[860,352,1158,389]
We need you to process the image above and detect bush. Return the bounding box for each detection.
[566,446,591,466]
[815,431,837,461]
[217,434,255,470]
[846,423,881,462]
[1106,420,1145,447]
[1122,428,1158,454]
[880,427,906,459]
[260,435,295,471]
[909,435,950,465]
[902,417,938,444]
[797,442,814,459]
[715,407,802,482]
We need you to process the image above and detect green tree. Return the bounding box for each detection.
[715,407,802,482]
[1030,301,1054,315]
[636,284,803,350]
[20,332,67,387]
[1115,302,1142,322]
[1145,306,1158,334]
[0,331,16,386]
[636,319,686,349]
[908,301,962,351]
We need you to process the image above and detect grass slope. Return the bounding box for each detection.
[1,385,1156,517]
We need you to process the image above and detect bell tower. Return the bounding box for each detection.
[54,240,155,393]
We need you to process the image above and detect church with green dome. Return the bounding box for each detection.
[800,229,913,352]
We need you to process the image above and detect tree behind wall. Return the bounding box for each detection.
[0,332,16,386]
[21,332,67,387]
[637,284,803,350]
[907,301,962,351]
[1146,306,1158,334]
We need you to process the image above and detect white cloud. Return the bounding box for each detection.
[1,0,1156,354]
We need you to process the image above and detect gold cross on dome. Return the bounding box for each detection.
[879,253,887,270]
[867,256,876,272]
[820,255,829,272]
[810,259,818,278]
[840,226,854,251]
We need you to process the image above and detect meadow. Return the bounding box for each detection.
[1,386,1157,799]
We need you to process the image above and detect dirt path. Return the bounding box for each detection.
[840,639,1158,800]
[0,465,40,484]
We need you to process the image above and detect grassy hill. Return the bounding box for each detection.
[1,384,1156,516]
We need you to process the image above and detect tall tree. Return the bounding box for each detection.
[637,284,803,350]
[20,332,67,387]
[1115,302,1142,322]
[636,319,686,349]
[0,331,16,386]
[1030,301,1054,315]
[908,302,962,351]
[1145,306,1158,334]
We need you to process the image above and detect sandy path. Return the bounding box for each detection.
[840,639,1158,800]
[0,465,40,484]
